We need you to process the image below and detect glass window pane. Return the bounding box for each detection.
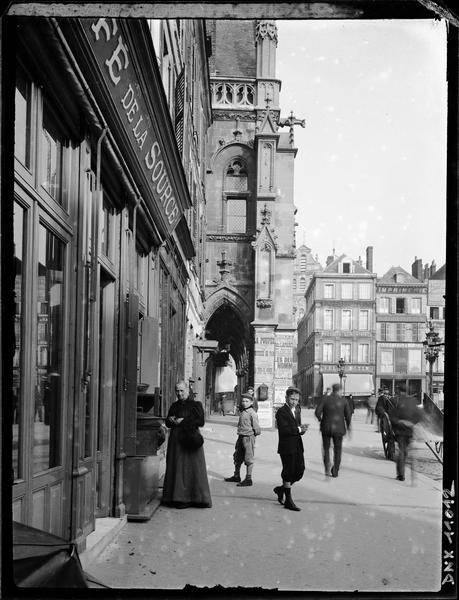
[227,199,246,233]
[340,344,351,362]
[359,310,369,330]
[13,203,25,480]
[323,343,333,362]
[411,298,421,314]
[34,224,65,474]
[381,350,394,373]
[342,310,351,330]
[379,297,389,313]
[41,99,64,204]
[15,68,31,168]
[408,349,422,373]
[324,284,333,298]
[324,309,333,330]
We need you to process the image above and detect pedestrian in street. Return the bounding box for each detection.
[388,384,422,482]
[224,393,261,487]
[347,393,355,415]
[315,383,352,478]
[366,390,377,425]
[273,386,308,511]
[161,380,212,509]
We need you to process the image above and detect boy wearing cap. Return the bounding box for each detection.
[224,393,261,486]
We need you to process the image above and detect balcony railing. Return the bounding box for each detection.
[210,79,255,109]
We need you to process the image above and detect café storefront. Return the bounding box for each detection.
[11,16,193,549]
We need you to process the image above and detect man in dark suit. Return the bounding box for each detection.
[389,383,422,481]
[315,382,352,478]
[273,387,308,511]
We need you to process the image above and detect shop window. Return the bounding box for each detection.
[408,349,422,373]
[340,343,351,362]
[34,224,65,473]
[358,343,369,363]
[381,350,394,373]
[100,199,115,259]
[40,97,68,206]
[396,297,405,313]
[13,202,25,481]
[394,348,408,374]
[15,66,32,169]
[342,309,351,330]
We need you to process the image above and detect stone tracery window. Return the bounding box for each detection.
[223,158,248,233]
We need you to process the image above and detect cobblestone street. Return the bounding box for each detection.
[85,408,443,593]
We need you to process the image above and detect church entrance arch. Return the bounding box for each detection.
[204,302,251,415]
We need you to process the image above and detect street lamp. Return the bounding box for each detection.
[422,321,443,400]
[337,357,346,395]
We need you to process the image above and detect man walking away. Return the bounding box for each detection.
[315,383,352,478]
[389,384,422,482]
[273,387,308,511]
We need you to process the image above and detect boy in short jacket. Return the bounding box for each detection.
[224,393,261,486]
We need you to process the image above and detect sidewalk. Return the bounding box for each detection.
[84,408,443,593]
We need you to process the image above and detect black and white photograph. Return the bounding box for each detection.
[1,0,457,596]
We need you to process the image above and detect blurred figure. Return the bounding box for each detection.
[347,394,355,415]
[366,390,377,425]
[315,383,352,478]
[375,387,395,433]
[389,383,422,482]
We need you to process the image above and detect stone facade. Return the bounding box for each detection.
[297,252,377,406]
[376,266,427,400]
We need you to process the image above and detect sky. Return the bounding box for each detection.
[276,19,447,277]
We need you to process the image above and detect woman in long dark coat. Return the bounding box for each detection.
[161,381,212,509]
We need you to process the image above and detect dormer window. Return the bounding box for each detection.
[342,262,351,273]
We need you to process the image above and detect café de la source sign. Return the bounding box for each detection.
[83,18,183,236]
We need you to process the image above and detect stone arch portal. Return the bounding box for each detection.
[204,303,252,415]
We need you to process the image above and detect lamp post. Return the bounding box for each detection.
[337,357,346,395]
[422,321,443,400]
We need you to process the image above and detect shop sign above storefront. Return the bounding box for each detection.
[83,18,182,236]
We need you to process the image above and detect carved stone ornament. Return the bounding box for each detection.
[213,110,257,121]
[207,233,254,242]
[256,298,273,309]
[255,20,278,46]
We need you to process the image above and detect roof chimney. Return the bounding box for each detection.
[430,260,437,277]
[411,257,423,280]
[423,263,430,280]
[365,246,373,272]
[326,255,334,266]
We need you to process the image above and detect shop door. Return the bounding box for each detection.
[12,210,73,539]
[95,273,117,517]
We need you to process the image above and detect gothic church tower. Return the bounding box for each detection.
[204,20,303,420]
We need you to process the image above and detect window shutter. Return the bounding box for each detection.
[174,69,185,154]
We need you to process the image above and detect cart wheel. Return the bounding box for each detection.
[381,413,396,461]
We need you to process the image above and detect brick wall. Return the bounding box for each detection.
[209,20,256,77]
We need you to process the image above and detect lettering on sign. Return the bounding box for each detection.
[85,18,182,234]
[441,486,456,587]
